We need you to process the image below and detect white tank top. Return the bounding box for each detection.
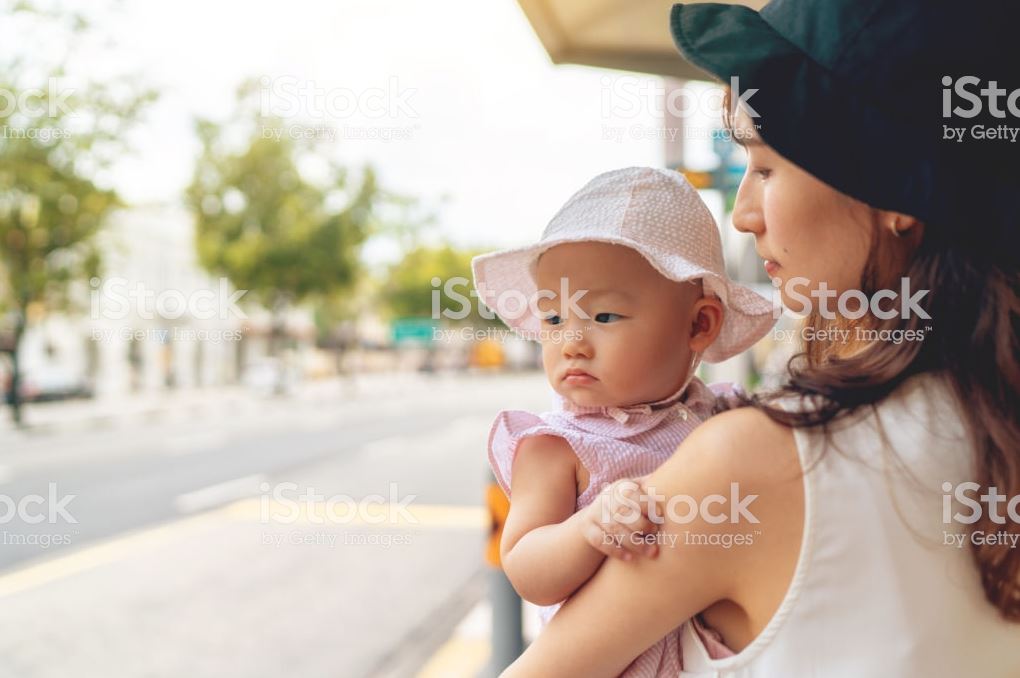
[678,371,1020,677]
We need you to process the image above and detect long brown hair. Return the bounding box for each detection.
[721,93,1020,620]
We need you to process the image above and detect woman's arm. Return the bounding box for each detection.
[501,407,802,677]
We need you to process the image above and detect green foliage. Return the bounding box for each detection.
[186,83,380,315]
[0,5,155,316]
[380,243,498,326]
[0,0,157,423]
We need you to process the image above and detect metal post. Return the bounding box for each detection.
[485,472,523,676]
[488,568,524,676]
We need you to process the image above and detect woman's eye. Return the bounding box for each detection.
[594,312,622,323]
[752,167,772,180]
[543,314,562,325]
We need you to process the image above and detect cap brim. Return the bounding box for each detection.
[670,3,802,85]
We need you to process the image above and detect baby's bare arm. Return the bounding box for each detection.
[499,435,605,606]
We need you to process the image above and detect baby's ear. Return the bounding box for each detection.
[688,296,724,352]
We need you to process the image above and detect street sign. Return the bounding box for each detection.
[390,317,436,344]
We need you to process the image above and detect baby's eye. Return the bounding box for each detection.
[543,314,562,325]
[752,167,772,180]
[594,312,623,323]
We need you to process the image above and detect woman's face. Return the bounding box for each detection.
[729,109,875,314]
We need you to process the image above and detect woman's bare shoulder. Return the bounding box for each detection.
[649,405,801,497]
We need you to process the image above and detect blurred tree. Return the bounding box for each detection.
[380,243,499,327]
[186,81,386,380]
[0,2,157,425]
[311,185,438,372]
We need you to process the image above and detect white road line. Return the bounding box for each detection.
[174,474,266,514]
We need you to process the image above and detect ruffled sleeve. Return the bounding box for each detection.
[708,380,748,411]
[487,410,598,498]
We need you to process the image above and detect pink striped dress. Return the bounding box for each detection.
[487,376,735,676]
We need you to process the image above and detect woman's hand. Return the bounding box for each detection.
[578,476,661,560]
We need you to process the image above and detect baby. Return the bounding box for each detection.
[471,167,775,676]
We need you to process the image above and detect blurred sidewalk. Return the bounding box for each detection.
[0,370,513,438]
[414,594,543,678]
[0,371,553,677]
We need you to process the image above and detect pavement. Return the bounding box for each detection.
[0,369,551,678]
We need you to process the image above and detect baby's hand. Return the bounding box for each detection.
[579,476,661,561]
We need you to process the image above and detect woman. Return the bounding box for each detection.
[501,0,1020,675]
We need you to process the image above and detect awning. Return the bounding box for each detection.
[517,0,766,79]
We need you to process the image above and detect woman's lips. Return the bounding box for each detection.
[764,260,781,276]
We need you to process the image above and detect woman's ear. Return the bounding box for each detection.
[877,210,924,240]
[688,296,724,353]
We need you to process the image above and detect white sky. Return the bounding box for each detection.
[12,0,723,264]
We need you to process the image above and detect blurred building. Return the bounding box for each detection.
[14,204,317,401]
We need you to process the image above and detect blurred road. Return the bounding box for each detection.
[0,371,550,678]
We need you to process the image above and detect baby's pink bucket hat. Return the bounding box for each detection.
[471,167,775,363]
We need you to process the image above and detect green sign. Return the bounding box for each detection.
[391,317,436,344]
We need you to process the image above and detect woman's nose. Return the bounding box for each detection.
[731,174,765,235]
